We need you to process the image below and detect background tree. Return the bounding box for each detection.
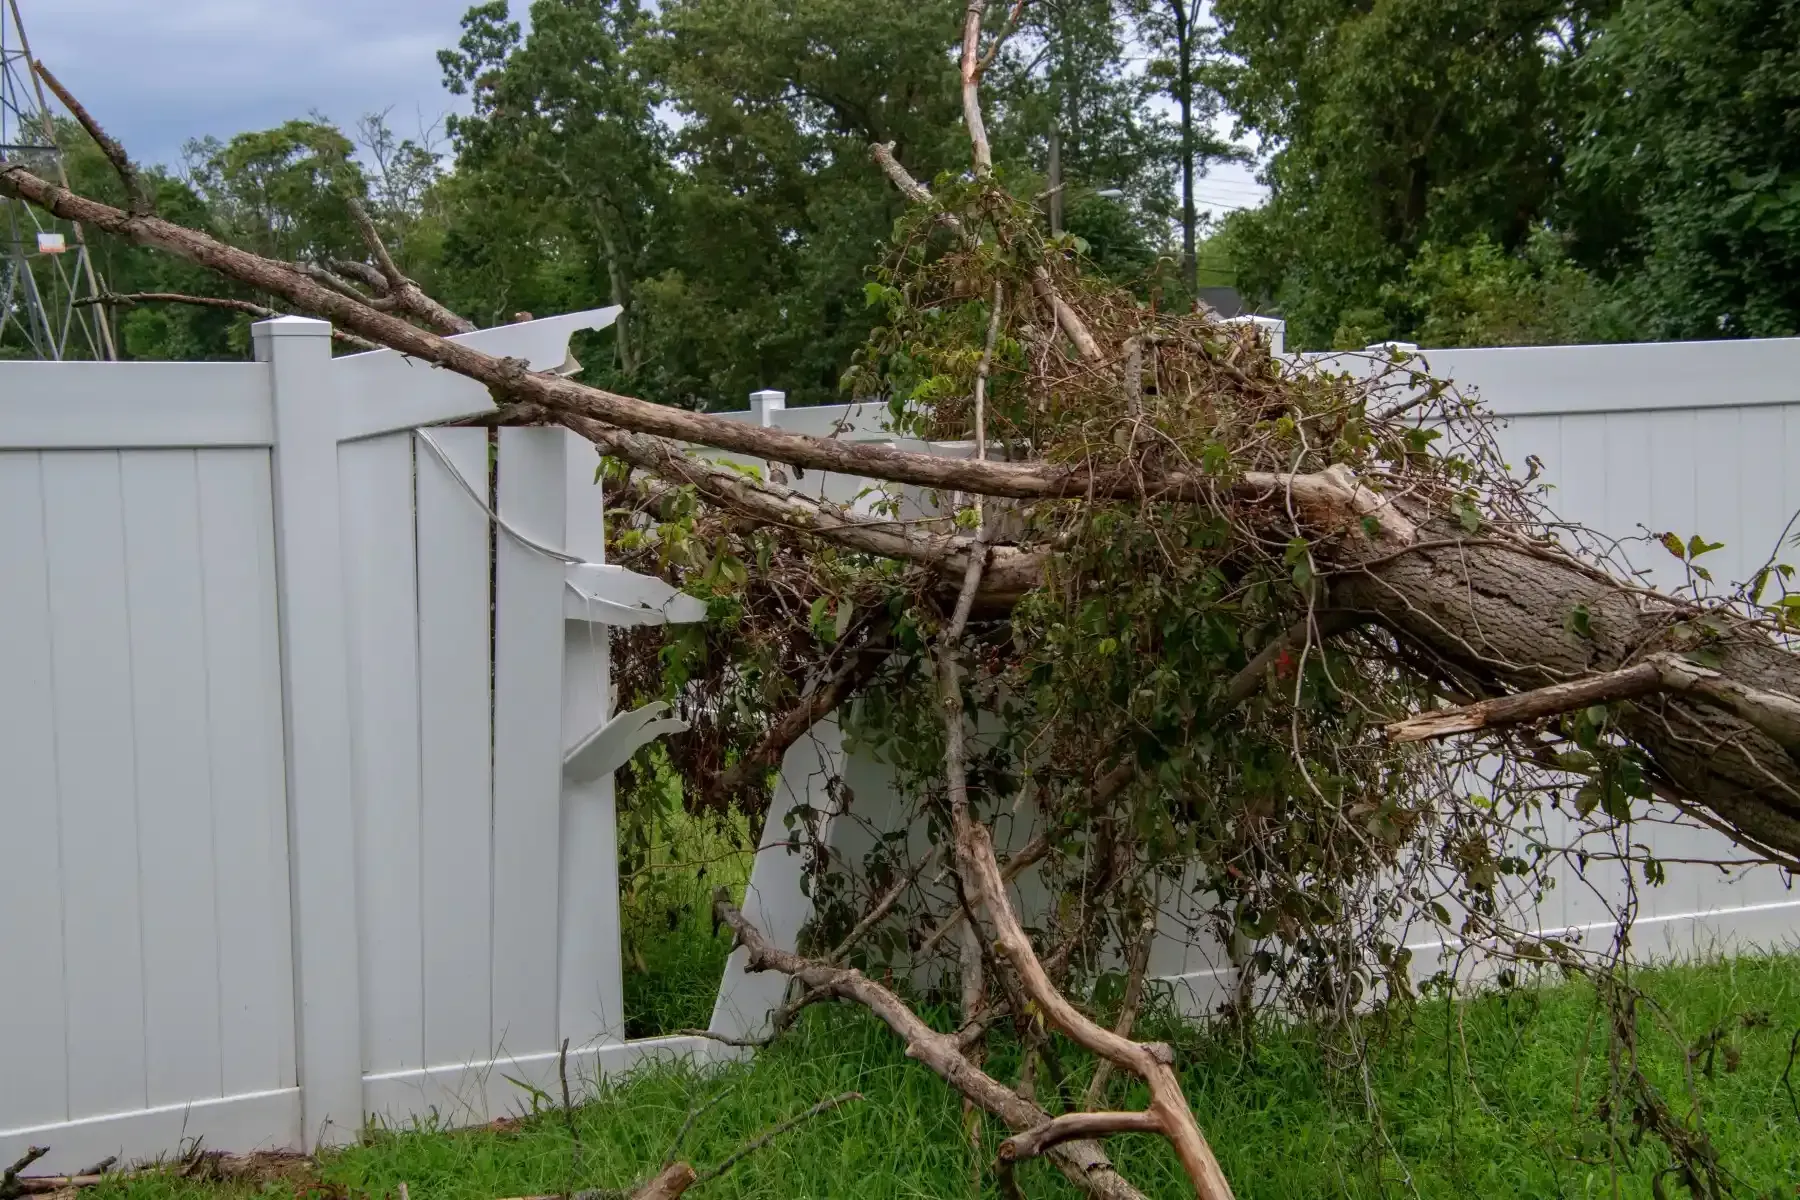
[1212,0,1615,348]
[439,0,667,374]
[1126,0,1242,297]
[1562,0,1800,339]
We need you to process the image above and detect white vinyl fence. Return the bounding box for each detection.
[711,331,1800,1037]
[7,315,1800,1167]
[0,311,723,1174]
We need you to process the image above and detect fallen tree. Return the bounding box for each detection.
[10,8,1800,1194]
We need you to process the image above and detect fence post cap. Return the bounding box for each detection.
[252,314,332,339]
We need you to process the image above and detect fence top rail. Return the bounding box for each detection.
[1298,336,1800,418]
[0,359,272,449]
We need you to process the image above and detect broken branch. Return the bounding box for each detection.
[33,63,150,215]
[1387,652,1800,750]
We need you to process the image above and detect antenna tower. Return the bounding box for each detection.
[1,0,116,359]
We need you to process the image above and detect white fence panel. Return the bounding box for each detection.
[0,435,298,1169]
[0,309,721,1173]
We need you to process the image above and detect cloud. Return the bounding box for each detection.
[19,0,479,169]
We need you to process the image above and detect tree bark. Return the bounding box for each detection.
[1329,516,1800,860]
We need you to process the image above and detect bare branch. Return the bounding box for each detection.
[1387,652,1800,750]
[33,63,150,215]
[715,899,1152,1200]
[1000,1110,1162,1164]
[690,1092,863,1188]
[960,2,995,175]
[976,1,1030,78]
[1082,907,1158,1110]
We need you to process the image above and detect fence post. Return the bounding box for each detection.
[255,316,364,1148]
[749,388,786,427]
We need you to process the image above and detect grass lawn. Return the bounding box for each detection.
[74,951,1800,1200]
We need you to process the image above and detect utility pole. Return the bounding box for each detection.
[1,0,117,359]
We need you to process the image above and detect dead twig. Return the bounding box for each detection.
[689,1091,862,1187]
[75,291,379,350]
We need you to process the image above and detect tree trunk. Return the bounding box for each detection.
[1330,519,1800,859]
[1173,0,1196,296]
[594,216,636,376]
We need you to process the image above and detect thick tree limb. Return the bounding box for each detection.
[961,822,1235,1199]
[559,413,1049,605]
[715,900,1151,1200]
[961,1,995,175]
[0,159,1369,509]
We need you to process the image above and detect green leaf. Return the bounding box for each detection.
[1660,532,1687,560]
[833,598,855,641]
[1565,603,1593,639]
[1687,534,1725,558]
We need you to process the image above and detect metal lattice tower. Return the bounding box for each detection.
[1,0,115,360]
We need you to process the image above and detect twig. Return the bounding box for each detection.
[558,1037,582,1169]
[1083,908,1157,1110]
[79,290,381,350]
[33,63,150,215]
[706,619,897,805]
[663,1084,737,1170]
[827,846,939,964]
[1783,1027,1800,1127]
[975,1,1030,78]
[2,1148,49,1200]
[690,1092,863,1187]
[1223,611,1362,709]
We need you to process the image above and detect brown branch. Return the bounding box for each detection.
[827,845,939,964]
[690,1092,862,1188]
[715,900,1151,1200]
[342,196,475,335]
[914,758,1137,960]
[1030,270,1104,363]
[75,291,379,350]
[1387,652,1800,750]
[706,618,898,805]
[1,1148,49,1200]
[960,1,995,175]
[1082,907,1158,1110]
[962,821,1234,1199]
[1223,610,1363,709]
[1,155,1373,512]
[975,1,1030,78]
[33,63,150,215]
[1000,1110,1163,1164]
[565,414,1048,604]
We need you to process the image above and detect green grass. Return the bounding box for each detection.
[82,954,1800,1200]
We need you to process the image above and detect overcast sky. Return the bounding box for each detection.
[19,0,1264,210]
[22,0,475,170]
